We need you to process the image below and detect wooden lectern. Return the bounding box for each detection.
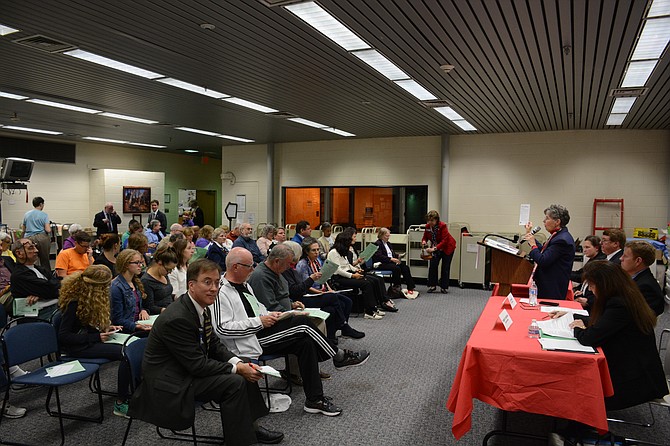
[478,240,533,296]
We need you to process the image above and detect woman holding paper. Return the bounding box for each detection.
[562,261,666,410]
[110,250,152,334]
[422,210,456,294]
[57,265,132,418]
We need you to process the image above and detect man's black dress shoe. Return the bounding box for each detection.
[255,425,284,444]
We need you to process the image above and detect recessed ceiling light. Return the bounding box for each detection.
[83,136,128,144]
[99,112,159,125]
[606,114,627,125]
[128,142,167,148]
[2,125,62,135]
[394,79,437,101]
[631,17,670,60]
[0,24,19,36]
[64,49,164,79]
[351,49,409,81]
[611,97,636,114]
[200,23,216,30]
[175,127,221,137]
[648,0,670,18]
[222,97,278,113]
[218,134,255,143]
[453,120,477,131]
[434,106,464,121]
[27,98,102,114]
[157,78,230,99]
[184,149,199,153]
[288,117,328,128]
[0,91,28,100]
[621,60,657,87]
[322,127,355,137]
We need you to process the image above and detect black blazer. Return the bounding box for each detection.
[205,243,228,272]
[9,262,60,300]
[570,251,606,283]
[633,268,665,316]
[608,249,623,265]
[128,294,236,430]
[574,296,667,410]
[371,239,397,264]
[93,210,122,236]
[192,207,204,227]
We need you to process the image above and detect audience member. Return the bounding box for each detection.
[55,232,93,278]
[128,258,282,446]
[227,223,241,243]
[317,222,334,259]
[110,249,152,334]
[247,244,300,312]
[182,226,195,243]
[148,199,168,236]
[169,223,184,235]
[167,238,195,298]
[10,238,60,318]
[93,233,120,277]
[144,220,163,254]
[121,220,143,249]
[523,204,575,299]
[141,246,177,315]
[181,211,194,227]
[62,223,84,250]
[422,210,456,294]
[256,225,276,257]
[620,240,665,316]
[195,225,214,248]
[601,228,626,264]
[56,265,132,418]
[21,196,52,268]
[205,228,229,272]
[372,227,416,297]
[127,233,151,270]
[290,220,312,244]
[267,227,286,254]
[233,223,265,264]
[0,233,15,261]
[93,202,122,237]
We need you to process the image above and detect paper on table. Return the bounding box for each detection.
[137,314,159,325]
[358,243,379,262]
[537,312,575,339]
[257,365,281,378]
[540,306,588,316]
[46,360,86,378]
[314,259,338,286]
[538,338,597,354]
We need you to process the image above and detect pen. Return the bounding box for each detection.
[542,315,551,320]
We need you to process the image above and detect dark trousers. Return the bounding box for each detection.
[298,292,352,340]
[257,315,335,401]
[332,276,377,313]
[428,251,453,289]
[192,373,268,446]
[363,273,389,305]
[378,262,415,290]
[66,341,131,399]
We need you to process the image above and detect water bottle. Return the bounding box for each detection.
[528,319,540,339]
[528,280,538,306]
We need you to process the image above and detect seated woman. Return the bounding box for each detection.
[195,225,214,249]
[205,227,229,271]
[57,265,132,417]
[0,232,15,260]
[93,233,120,277]
[572,235,606,309]
[256,224,276,257]
[372,227,416,298]
[140,246,177,314]
[121,220,143,249]
[327,230,384,320]
[110,249,152,334]
[293,238,364,341]
[181,226,195,243]
[167,238,195,298]
[559,260,667,411]
[62,223,83,250]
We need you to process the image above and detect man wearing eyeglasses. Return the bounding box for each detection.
[9,238,60,318]
[601,229,626,264]
[55,232,94,278]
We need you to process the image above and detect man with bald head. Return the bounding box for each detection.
[93,202,122,237]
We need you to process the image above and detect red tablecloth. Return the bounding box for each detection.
[446,296,613,440]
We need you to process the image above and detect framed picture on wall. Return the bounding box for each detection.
[123,186,151,213]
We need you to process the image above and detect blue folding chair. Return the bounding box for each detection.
[0,318,104,446]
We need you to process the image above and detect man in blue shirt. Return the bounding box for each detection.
[232,223,265,265]
[290,220,311,244]
[21,196,51,269]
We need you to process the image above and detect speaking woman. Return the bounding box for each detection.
[421,210,456,293]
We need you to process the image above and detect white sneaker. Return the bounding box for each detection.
[3,403,27,419]
[376,309,386,316]
[364,312,383,320]
[8,366,28,379]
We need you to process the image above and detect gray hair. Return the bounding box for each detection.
[0,232,11,242]
[267,243,295,262]
[282,241,302,261]
[212,227,226,239]
[68,223,83,236]
[377,227,390,239]
[260,224,276,238]
[544,204,570,226]
[150,219,161,228]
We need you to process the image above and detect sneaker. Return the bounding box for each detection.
[113,401,130,419]
[440,288,449,294]
[376,309,386,316]
[333,349,370,370]
[427,286,437,293]
[304,396,342,416]
[3,403,27,419]
[340,325,365,339]
[364,312,383,320]
[9,367,31,391]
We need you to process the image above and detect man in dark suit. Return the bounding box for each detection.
[524,204,575,299]
[190,200,205,227]
[128,259,283,445]
[93,202,122,237]
[147,199,168,236]
[601,228,626,264]
[620,240,665,316]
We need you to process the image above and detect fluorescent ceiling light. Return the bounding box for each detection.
[394,79,437,100]
[64,49,164,79]
[218,134,255,143]
[157,78,230,99]
[2,125,62,135]
[611,97,636,114]
[0,91,28,100]
[0,24,19,36]
[631,17,670,60]
[27,98,102,114]
[606,114,627,126]
[83,136,128,144]
[621,60,657,87]
[351,49,408,81]
[648,0,670,17]
[453,120,477,131]
[222,97,278,113]
[322,127,355,137]
[99,112,158,125]
[128,142,167,148]
[184,149,199,153]
[285,2,370,51]
[175,127,221,137]
[288,117,327,128]
[434,106,463,120]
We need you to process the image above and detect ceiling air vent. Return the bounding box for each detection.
[266,111,298,119]
[13,34,77,53]
[421,99,451,108]
[258,0,306,7]
[609,87,648,98]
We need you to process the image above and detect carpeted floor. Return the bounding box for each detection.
[3,284,670,445]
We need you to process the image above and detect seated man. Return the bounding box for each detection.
[55,232,94,278]
[169,223,184,235]
[620,240,665,316]
[212,248,368,417]
[232,223,265,265]
[10,239,60,318]
[128,259,283,446]
[144,219,163,254]
[290,220,312,244]
[601,228,626,264]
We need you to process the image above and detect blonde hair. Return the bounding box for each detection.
[116,249,147,300]
[58,265,113,330]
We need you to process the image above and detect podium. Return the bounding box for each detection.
[478,239,532,296]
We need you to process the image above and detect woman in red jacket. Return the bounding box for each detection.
[421,210,456,293]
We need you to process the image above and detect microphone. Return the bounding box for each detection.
[529,225,542,235]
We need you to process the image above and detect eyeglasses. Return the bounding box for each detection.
[77,243,90,248]
[128,261,144,265]
[195,279,220,289]
[235,262,254,269]
[21,242,37,250]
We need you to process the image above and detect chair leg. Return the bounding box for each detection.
[156,425,224,444]
[46,372,104,423]
[121,417,133,446]
[53,387,66,446]
[89,369,116,397]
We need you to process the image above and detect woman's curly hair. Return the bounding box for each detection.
[58,265,113,330]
